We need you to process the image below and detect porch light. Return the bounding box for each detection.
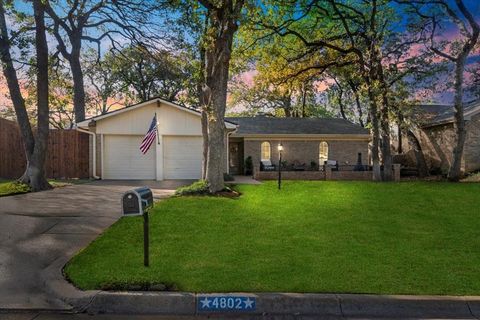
[278,143,283,190]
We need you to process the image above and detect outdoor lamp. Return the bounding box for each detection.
[278,143,283,190]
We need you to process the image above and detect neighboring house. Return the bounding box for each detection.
[77,97,370,180]
[404,100,480,174]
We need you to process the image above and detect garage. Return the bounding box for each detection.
[77,98,236,180]
[103,135,156,179]
[163,136,203,179]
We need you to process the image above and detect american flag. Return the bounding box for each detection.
[140,115,157,154]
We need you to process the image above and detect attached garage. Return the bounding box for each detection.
[163,136,203,179]
[103,135,156,180]
[77,98,236,181]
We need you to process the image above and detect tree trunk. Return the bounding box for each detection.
[397,114,403,154]
[70,48,86,122]
[407,130,428,178]
[27,0,51,191]
[447,56,467,181]
[370,108,382,181]
[0,0,35,167]
[348,80,364,127]
[367,87,382,181]
[201,0,244,193]
[201,108,209,180]
[378,80,392,181]
[301,82,307,117]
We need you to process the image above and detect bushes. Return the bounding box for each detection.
[174,180,210,196]
[0,181,30,197]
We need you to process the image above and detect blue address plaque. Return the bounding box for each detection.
[197,295,256,312]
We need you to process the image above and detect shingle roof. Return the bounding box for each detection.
[225,117,369,135]
[418,100,480,127]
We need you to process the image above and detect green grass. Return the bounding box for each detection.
[65,181,480,295]
[0,179,30,196]
[0,178,89,197]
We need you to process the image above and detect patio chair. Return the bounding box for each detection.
[260,160,276,171]
[325,160,339,171]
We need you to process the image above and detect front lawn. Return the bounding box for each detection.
[65,181,480,295]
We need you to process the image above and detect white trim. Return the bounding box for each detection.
[77,97,237,129]
[100,134,104,180]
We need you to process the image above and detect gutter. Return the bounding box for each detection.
[76,127,100,180]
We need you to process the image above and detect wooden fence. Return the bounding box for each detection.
[0,118,89,179]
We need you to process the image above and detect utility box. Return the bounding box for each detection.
[122,187,154,216]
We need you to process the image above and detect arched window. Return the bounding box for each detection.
[261,142,271,161]
[319,141,329,165]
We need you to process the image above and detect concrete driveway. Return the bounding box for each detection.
[0,180,190,311]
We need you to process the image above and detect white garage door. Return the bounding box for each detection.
[103,135,156,179]
[163,136,202,179]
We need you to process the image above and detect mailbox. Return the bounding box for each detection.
[122,187,154,216]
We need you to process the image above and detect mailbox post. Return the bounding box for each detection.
[122,187,154,267]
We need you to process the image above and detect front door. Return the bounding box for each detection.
[229,142,240,174]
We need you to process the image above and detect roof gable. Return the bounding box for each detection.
[77,97,236,129]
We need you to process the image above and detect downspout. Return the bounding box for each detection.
[76,127,100,179]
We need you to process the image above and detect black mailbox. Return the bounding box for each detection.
[122,187,154,216]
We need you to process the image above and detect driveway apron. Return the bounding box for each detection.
[0,180,188,310]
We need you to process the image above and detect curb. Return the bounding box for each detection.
[42,258,480,318]
[81,291,480,318]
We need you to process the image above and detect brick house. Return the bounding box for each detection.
[76,97,371,180]
[404,100,480,174]
[225,117,370,175]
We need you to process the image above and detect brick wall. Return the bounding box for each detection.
[254,164,401,181]
[398,113,480,174]
[464,113,480,172]
[244,139,370,169]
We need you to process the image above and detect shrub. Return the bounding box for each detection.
[245,156,253,175]
[175,180,210,196]
[0,181,30,197]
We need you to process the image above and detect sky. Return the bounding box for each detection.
[1,0,480,112]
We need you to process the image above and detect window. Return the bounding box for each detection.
[319,141,329,165]
[261,142,271,161]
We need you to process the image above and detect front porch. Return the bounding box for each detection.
[253,164,401,181]
[227,136,381,180]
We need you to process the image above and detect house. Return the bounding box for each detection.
[226,117,370,174]
[403,100,480,174]
[77,97,371,180]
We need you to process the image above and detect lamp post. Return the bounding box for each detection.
[278,143,283,190]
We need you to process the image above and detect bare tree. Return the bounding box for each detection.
[44,0,162,122]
